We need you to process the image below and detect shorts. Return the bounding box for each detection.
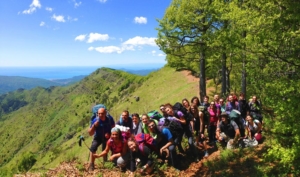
[90,137,106,153]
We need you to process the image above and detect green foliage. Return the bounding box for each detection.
[18,152,37,172]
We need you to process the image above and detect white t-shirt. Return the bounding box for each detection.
[246,119,260,132]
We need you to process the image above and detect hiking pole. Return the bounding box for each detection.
[79,135,92,152]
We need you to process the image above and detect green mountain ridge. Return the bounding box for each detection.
[0,66,201,175]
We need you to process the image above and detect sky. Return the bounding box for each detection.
[0,0,171,67]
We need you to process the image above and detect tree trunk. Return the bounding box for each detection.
[221,52,227,97]
[241,31,247,96]
[199,50,206,102]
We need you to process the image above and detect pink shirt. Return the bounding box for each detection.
[108,138,125,155]
[208,108,219,125]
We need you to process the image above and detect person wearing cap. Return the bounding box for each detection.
[93,127,129,171]
[216,112,240,149]
[88,107,115,171]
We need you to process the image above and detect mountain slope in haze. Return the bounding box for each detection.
[51,75,87,85]
[0,66,204,176]
[0,76,64,94]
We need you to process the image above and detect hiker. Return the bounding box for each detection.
[238,93,249,120]
[225,95,240,115]
[191,96,201,107]
[131,113,143,135]
[141,114,158,134]
[219,98,226,113]
[93,127,129,171]
[165,103,199,162]
[159,104,169,118]
[147,119,177,168]
[88,108,115,171]
[216,112,241,149]
[182,98,194,133]
[248,95,263,123]
[245,115,262,143]
[182,98,191,110]
[207,101,220,144]
[127,135,154,176]
[214,94,221,111]
[191,103,209,158]
[117,110,133,131]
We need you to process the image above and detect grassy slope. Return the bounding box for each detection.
[0,66,206,174]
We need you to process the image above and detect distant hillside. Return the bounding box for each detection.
[0,66,205,176]
[0,76,64,94]
[51,75,87,85]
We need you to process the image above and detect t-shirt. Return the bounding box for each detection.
[218,120,239,139]
[161,128,173,141]
[116,117,133,131]
[225,101,240,114]
[208,108,218,125]
[245,119,260,133]
[90,116,115,139]
[108,138,125,155]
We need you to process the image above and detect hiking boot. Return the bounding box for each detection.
[88,163,95,171]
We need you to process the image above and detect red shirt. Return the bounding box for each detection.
[107,138,125,155]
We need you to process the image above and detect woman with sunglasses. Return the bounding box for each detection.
[208,101,220,144]
[141,114,158,134]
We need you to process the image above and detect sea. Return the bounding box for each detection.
[0,67,99,80]
[0,64,165,80]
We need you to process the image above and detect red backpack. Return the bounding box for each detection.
[135,133,157,155]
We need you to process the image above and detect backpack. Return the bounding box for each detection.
[147,110,163,121]
[173,102,193,122]
[229,109,242,125]
[229,109,245,136]
[135,133,157,155]
[162,118,183,139]
[199,103,210,125]
[91,104,107,119]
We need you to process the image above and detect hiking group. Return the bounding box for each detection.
[86,93,263,176]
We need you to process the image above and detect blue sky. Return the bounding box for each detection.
[0,0,171,67]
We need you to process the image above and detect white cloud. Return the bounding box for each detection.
[67,16,78,21]
[22,0,41,14]
[75,34,86,41]
[122,36,156,46]
[98,0,107,3]
[158,53,166,57]
[93,46,123,54]
[87,33,109,43]
[40,21,45,26]
[52,14,65,22]
[151,50,156,54]
[134,17,147,24]
[45,7,53,12]
[88,47,94,51]
[74,1,82,8]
